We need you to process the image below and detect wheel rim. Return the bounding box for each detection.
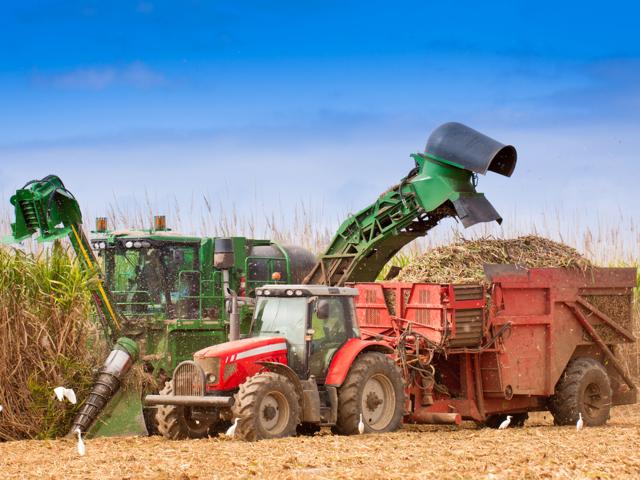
[258,391,290,434]
[361,373,396,430]
[582,381,606,419]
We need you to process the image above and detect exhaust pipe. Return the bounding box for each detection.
[407,411,462,425]
[70,337,139,434]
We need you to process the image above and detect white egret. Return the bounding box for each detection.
[225,418,239,437]
[358,413,365,434]
[576,413,584,431]
[498,415,512,430]
[64,388,77,404]
[53,387,77,404]
[75,428,86,456]
[54,386,65,402]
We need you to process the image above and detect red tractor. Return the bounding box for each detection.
[145,285,405,441]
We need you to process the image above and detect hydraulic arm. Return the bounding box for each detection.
[303,122,517,286]
[8,175,140,434]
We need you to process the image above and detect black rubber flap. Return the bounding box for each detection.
[452,194,502,228]
[426,122,517,177]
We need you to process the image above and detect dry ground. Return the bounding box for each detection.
[1,405,640,480]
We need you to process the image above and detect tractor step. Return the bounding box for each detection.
[144,394,233,407]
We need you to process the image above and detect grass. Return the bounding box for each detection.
[0,242,101,441]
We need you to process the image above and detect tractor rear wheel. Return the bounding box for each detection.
[332,352,404,435]
[156,382,214,439]
[232,372,300,441]
[550,357,612,426]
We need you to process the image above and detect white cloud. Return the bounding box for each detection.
[35,62,165,90]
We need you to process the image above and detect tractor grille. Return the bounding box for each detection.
[173,361,205,396]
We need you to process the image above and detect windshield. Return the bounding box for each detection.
[253,297,307,370]
[102,243,199,319]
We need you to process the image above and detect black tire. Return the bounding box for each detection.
[143,407,160,435]
[156,382,214,439]
[232,372,300,441]
[332,352,404,435]
[550,357,612,426]
[484,412,528,429]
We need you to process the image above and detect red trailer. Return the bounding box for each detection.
[353,267,637,427]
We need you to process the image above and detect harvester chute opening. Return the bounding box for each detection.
[425,122,517,177]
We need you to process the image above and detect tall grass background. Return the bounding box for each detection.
[0,197,638,440]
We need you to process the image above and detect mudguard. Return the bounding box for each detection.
[324,338,394,387]
[257,361,305,411]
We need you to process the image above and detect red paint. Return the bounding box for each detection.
[324,338,393,386]
[195,336,289,392]
[351,267,637,423]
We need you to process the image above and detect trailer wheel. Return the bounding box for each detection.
[550,357,612,426]
[332,352,404,435]
[232,372,300,441]
[484,413,528,429]
[156,382,214,439]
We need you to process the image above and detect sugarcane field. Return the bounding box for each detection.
[1,2,640,480]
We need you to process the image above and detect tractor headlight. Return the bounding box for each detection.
[196,356,220,385]
[125,241,133,248]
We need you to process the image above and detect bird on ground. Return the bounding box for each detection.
[54,387,77,404]
[75,428,85,456]
[358,413,365,434]
[225,418,239,437]
[0,405,3,413]
[498,415,512,430]
[576,413,584,431]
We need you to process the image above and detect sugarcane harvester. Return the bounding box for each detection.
[6,176,315,437]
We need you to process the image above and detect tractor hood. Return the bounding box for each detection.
[195,336,288,361]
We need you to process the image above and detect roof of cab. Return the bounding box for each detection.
[256,284,359,297]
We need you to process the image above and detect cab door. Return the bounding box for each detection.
[307,296,358,380]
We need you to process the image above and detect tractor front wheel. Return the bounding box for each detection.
[550,357,612,426]
[155,382,215,439]
[232,372,300,441]
[332,351,404,435]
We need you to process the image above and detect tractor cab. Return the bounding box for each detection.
[251,285,361,380]
[93,233,201,320]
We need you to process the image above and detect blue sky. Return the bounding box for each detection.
[1,1,639,251]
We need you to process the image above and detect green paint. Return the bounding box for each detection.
[87,389,148,437]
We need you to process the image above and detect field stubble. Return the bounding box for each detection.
[1,404,639,479]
